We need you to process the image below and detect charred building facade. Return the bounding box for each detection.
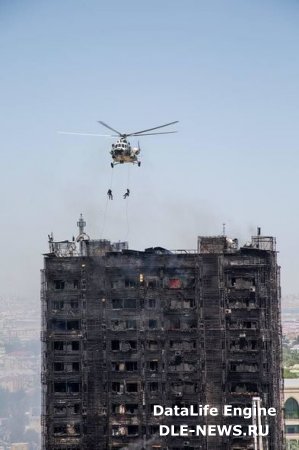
[41,218,283,450]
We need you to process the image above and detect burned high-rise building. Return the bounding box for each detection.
[41,216,283,449]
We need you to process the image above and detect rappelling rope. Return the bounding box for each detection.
[126,163,131,191]
[124,164,131,240]
[100,167,114,238]
[125,196,130,241]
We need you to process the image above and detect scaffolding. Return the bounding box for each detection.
[41,229,283,450]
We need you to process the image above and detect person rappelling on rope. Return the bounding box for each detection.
[123,189,130,199]
[107,189,113,200]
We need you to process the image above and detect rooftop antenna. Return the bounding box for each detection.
[222,223,226,236]
[48,232,54,253]
[77,213,86,235]
[76,214,89,256]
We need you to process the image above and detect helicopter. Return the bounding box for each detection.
[59,120,179,168]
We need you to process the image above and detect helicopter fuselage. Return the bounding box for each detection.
[110,138,140,166]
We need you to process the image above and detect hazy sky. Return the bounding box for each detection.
[1,0,299,299]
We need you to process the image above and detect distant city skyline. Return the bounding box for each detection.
[1,0,299,297]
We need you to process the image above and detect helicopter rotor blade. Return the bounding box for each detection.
[126,120,179,136]
[97,121,123,136]
[129,131,177,136]
[58,131,117,137]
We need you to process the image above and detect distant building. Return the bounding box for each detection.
[25,409,41,436]
[10,444,29,450]
[0,352,37,393]
[41,217,283,449]
[285,378,299,449]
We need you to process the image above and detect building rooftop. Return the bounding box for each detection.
[45,215,276,258]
